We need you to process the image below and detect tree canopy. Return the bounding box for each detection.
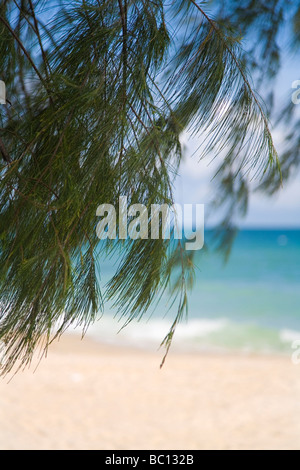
[0,0,293,374]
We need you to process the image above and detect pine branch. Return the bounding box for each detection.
[0,136,10,163]
[0,0,283,375]
[28,0,52,81]
[188,0,281,177]
[117,0,128,183]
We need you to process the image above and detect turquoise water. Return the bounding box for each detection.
[191,230,300,327]
[89,229,300,354]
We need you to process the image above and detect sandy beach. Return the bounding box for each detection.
[0,334,299,450]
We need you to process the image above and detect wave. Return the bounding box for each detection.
[81,314,300,356]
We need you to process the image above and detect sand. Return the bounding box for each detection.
[0,334,299,450]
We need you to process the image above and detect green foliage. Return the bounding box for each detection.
[0,0,280,374]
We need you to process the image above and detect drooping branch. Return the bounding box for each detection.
[117,0,128,182]
[28,0,51,81]
[188,0,281,177]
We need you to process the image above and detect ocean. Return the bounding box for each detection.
[87,229,300,356]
